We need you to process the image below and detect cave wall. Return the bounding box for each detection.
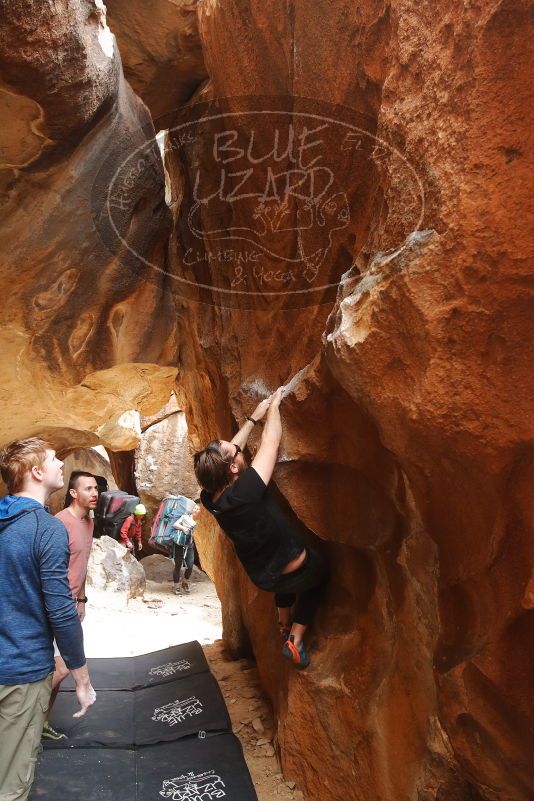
[105,0,207,129]
[165,2,533,801]
[0,2,532,801]
[0,0,177,450]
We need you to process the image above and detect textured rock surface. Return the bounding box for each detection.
[87,535,145,605]
[0,2,532,801]
[105,0,207,128]
[0,0,176,451]
[136,392,200,518]
[169,3,534,801]
[141,553,174,583]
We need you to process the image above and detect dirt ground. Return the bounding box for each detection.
[83,560,305,801]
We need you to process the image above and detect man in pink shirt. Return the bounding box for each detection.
[43,471,98,739]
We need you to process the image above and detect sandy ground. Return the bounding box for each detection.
[83,561,305,801]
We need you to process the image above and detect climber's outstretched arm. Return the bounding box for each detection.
[251,386,283,485]
[231,394,272,450]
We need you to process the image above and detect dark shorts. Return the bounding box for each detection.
[253,546,328,593]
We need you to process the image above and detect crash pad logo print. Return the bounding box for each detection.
[152,696,203,726]
[159,769,226,800]
[148,659,192,677]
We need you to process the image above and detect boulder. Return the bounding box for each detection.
[141,553,174,583]
[87,535,145,605]
[135,393,199,518]
[141,554,210,588]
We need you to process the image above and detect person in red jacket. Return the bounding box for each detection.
[119,504,146,552]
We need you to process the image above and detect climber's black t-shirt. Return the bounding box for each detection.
[201,467,304,588]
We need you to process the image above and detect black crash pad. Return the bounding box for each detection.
[29,749,135,801]
[138,735,258,800]
[46,672,231,748]
[60,641,209,691]
[30,734,258,800]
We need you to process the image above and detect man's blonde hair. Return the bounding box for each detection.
[0,437,52,494]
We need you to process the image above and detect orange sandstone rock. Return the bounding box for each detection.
[173,3,534,801]
[0,1,176,450]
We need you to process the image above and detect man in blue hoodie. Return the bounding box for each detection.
[0,437,96,801]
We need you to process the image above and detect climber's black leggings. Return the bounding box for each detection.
[269,547,328,627]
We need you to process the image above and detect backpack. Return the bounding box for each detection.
[150,496,196,552]
[94,490,140,540]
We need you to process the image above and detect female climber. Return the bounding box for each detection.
[193,387,328,668]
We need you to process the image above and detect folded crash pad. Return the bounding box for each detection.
[47,671,230,748]
[60,641,209,692]
[31,734,258,800]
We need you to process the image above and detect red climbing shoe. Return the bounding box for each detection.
[282,635,310,669]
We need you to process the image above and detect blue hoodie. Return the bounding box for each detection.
[0,495,86,684]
